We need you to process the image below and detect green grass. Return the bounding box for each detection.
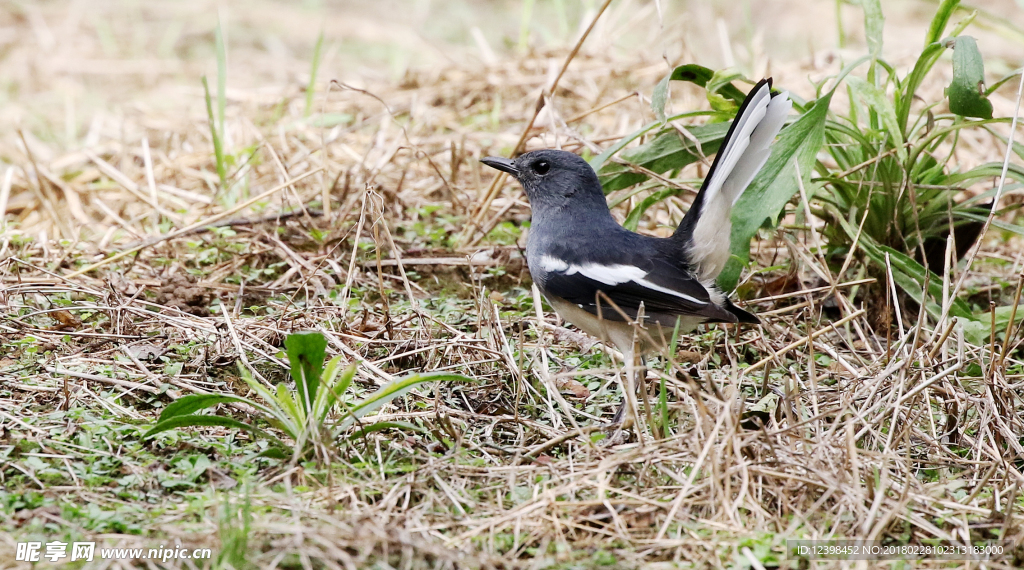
[2,0,1024,567]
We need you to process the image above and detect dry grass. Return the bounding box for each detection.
[2,1,1024,568]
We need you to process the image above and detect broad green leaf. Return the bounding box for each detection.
[285,331,327,415]
[143,414,283,446]
[589,110,714,172]
[256,447,289,460]
[663,64,748,104]
[960,318,991,347]
[748,392,779,414]
[705,69,746,113]
[717,92,832,290]
[945,36,993,119]
[157,394,260,422]
[645,64,748,129]
[597,122,731,193]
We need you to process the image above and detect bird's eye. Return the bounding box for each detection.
[533,160,551,175]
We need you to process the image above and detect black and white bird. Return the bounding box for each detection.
[482,78,790,424]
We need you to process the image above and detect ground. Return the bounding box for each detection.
[2,1,1024,569]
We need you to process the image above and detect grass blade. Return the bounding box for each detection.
[143,414,283,446]
[305,30,325,117]
[202,76,227,189]
[157,394,259,422]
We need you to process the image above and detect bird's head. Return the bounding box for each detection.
[481,150,608,214]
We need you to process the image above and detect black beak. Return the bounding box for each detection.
[481,156,519,176]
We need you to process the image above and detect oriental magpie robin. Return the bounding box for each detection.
[482,78,790,425]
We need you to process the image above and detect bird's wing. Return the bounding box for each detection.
[535,254,738,326]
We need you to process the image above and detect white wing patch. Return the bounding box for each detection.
[632,275,707,305]
[540,255,708,306]
[539,255,570,273]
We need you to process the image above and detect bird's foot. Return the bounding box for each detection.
[601,401,634,446]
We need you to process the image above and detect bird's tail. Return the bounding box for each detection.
[674,78,791,283]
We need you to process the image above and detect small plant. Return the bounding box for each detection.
[812,0,1024,318]
[143,331,472,461]
[589,0,1024,324]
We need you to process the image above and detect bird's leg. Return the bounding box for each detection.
[636,356,659,437]
[622,345,639,431]
[605,345,637,438]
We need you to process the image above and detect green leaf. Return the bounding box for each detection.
[201,76,226,188]
[879,245,972,319]
[597,121,731,193]
[318,363,357,424]
[945,36,994,119]
[589,110,714,172]
[304,29,325,117]
[717,92,832,290]
[341,373,475,430]
[833,212,973,319]
[285,331,328,415]
[663,64,748,104]
[157,394,259,423]
[143,414,283,446]
[255,447,289,460]
[705,69,746,113]
[347,421,425,440]
[861,0,885,60]
[623,187,684,231]
[958,210,1024,236]
[985,70,1023,97]
[645,64,749,126]
[848,77,907,160]
[275,382,303,435]
[321,356,351,393]
[898,42,946,133]
[925,0,960,45]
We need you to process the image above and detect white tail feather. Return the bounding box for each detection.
[688,82,792,282]
[723,91,792,204]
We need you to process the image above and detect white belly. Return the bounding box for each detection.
[546,296,703,355]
